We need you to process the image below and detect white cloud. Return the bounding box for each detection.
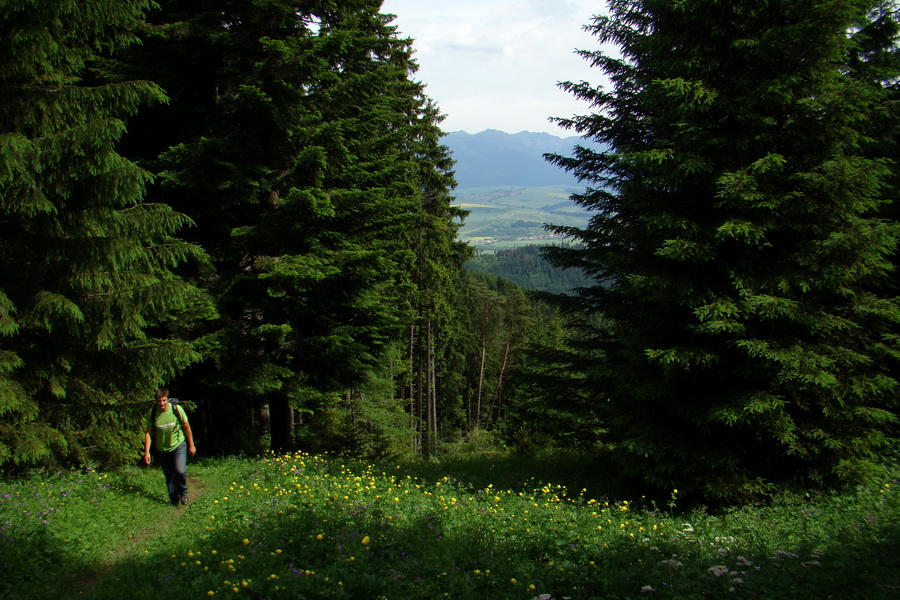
[381,0,608,135]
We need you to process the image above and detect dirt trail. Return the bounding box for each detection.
[72,475,206,596]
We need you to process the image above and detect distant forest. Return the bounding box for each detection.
[2,0,897,502]
[466,245,590,295]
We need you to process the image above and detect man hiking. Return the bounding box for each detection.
[143,387,197,505]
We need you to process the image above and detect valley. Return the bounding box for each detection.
[452,184,591,248]
[443,130,600,248]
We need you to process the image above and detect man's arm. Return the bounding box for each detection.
[143,425,152,465]
[183,421,197,456]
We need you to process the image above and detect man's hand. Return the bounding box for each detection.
[188,443,197,456]
[143,452,152,465]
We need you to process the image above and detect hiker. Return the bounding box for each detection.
[143,387,197,505]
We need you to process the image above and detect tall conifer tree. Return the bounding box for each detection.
[546,0,900,498]
[848,2,900,282]
[110,0,463,454]
[402,96,471,457]
[0,0,206,468]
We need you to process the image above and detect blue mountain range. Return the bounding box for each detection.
[443,129,601,189]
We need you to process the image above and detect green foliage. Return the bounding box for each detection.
[102,0,465,455]
[0,0,208,470]
[502,301,607,451]
[545,0,900,500]
[445,269,591,452]
[466,244,591,294]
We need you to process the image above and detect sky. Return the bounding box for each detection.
[379,0,608,136]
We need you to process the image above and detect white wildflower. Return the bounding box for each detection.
[801,560,822,568]
[714,536,737,545]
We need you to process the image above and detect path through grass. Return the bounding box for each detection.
[69,474,207,595]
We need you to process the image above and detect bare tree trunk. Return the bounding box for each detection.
[486,329,513,428]
[423,318,437,458]
[416,322,425,457]
[429,319,438,445]
[258,398,271,452]
[474,306,490,430]
[408,323,419,456]
[347,390,356,426]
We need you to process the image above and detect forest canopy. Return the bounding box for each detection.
[1,0,898,502]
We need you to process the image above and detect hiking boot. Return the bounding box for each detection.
[179,494,188,505]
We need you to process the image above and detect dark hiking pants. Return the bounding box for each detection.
[159,441,188,504]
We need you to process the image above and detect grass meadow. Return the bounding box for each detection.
[1,450,897,600]
[452,186,590,246]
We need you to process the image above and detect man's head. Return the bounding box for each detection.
[155,388,169,408]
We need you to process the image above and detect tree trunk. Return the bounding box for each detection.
[407,324,415,454]
[423,318,436,458]
[429,319,438,445]
[256,397,270,453]
[473,306,490,430]
[486,329,513,428]
[269,391,293,452]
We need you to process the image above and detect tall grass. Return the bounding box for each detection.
[1,451,897,599]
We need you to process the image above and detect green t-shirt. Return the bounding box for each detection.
[145,404,187,453]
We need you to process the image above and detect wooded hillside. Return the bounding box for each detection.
[466,245,590,295]
[1,0,897,502]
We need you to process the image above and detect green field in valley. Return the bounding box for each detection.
[453,185,591,248]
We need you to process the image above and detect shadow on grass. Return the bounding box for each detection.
[19,452,897,600]
[392,448,640,503]
[73,488,900,600]
[0,525,94,600]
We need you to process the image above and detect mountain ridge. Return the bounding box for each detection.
[444,129,599,189]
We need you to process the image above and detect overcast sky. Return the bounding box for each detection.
[379,0,608,136]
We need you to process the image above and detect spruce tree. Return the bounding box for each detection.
[109,0,464,454]
[0,0,206,468]
[401,96,471,457]
[546,0,900,499]
[848,2,900,283]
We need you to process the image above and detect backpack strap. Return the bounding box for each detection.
[171,401,184,430]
